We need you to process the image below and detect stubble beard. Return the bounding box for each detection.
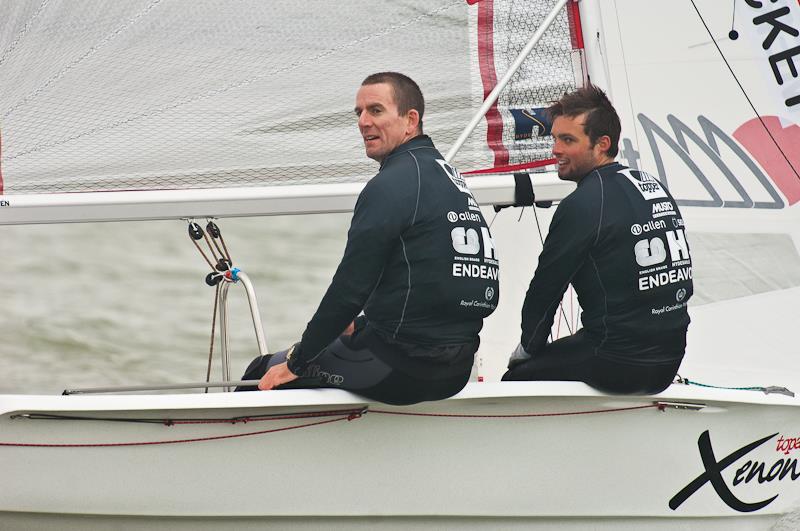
[558,155,598,183]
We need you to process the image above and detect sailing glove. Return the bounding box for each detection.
[507,342,533,369]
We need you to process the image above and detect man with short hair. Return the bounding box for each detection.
[241,72,499,405]
[503,85,692,394]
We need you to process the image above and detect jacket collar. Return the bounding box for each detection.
[577,161,623,186]
[380,135,434,169]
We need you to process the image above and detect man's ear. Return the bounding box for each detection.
[595,135,612,156]
[406,109,420,135]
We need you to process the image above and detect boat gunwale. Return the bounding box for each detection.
[0,381,796,417]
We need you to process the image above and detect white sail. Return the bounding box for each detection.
[614,0,800,387]
[481,0,800,384]
[0,0,582,223]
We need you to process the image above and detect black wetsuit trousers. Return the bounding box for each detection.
[501,330,682,394]
[237,328,475,406]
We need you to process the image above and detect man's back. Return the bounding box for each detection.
[558,162,693,362]
[356,135,499,345]
[507,85,688,394]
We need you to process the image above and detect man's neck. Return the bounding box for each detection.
[378,134,426,165]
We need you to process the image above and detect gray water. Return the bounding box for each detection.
[0,214,350,394]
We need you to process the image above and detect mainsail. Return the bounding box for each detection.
[2,0,800,377]
[0,0,581,204]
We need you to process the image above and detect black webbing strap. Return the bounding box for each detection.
[513,173,535,206]
[493,173,548,213]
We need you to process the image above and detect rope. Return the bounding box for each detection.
[0,403,662,447]
[190,236,216,271]
[188,220,229,274]
[218,233,232,263]
[679,379,761,392]
[371,403,660,418]
[675,375,794,396]
[187,220,227,392]
[165,408,365,425]
[530,204,573,337]
[208,234,227,264]
[0,411,363,448]
[13,408,365,424]
[186,219,235,392]
[206,221,232,265]
[201,231,222,265]
[204,283,220,393]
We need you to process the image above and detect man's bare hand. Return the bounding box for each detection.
[342,321,355,336]
[258,362,299,390]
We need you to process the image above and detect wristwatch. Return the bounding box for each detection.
[285,342,303,375]
[285,344,296,363]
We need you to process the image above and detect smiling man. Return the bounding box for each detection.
[243,72,499,405]
[502,85,693,394]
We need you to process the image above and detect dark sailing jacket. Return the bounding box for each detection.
[521,162,692,364]
[289,135,499,374]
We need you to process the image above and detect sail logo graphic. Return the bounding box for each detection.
[732,0,800,112]
[671,431,800,513]
[629,0,800,209]
[509,107,551,141]
[623,114,798,209]
[731,0,800,203]
[733,116,800,206]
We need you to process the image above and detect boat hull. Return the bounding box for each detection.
[2,382,800,529]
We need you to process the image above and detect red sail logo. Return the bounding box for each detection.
[734,116,800,206]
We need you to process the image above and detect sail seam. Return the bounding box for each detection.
[0,0,51,69]
[3,0,165,121]
[7,1,463,161]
